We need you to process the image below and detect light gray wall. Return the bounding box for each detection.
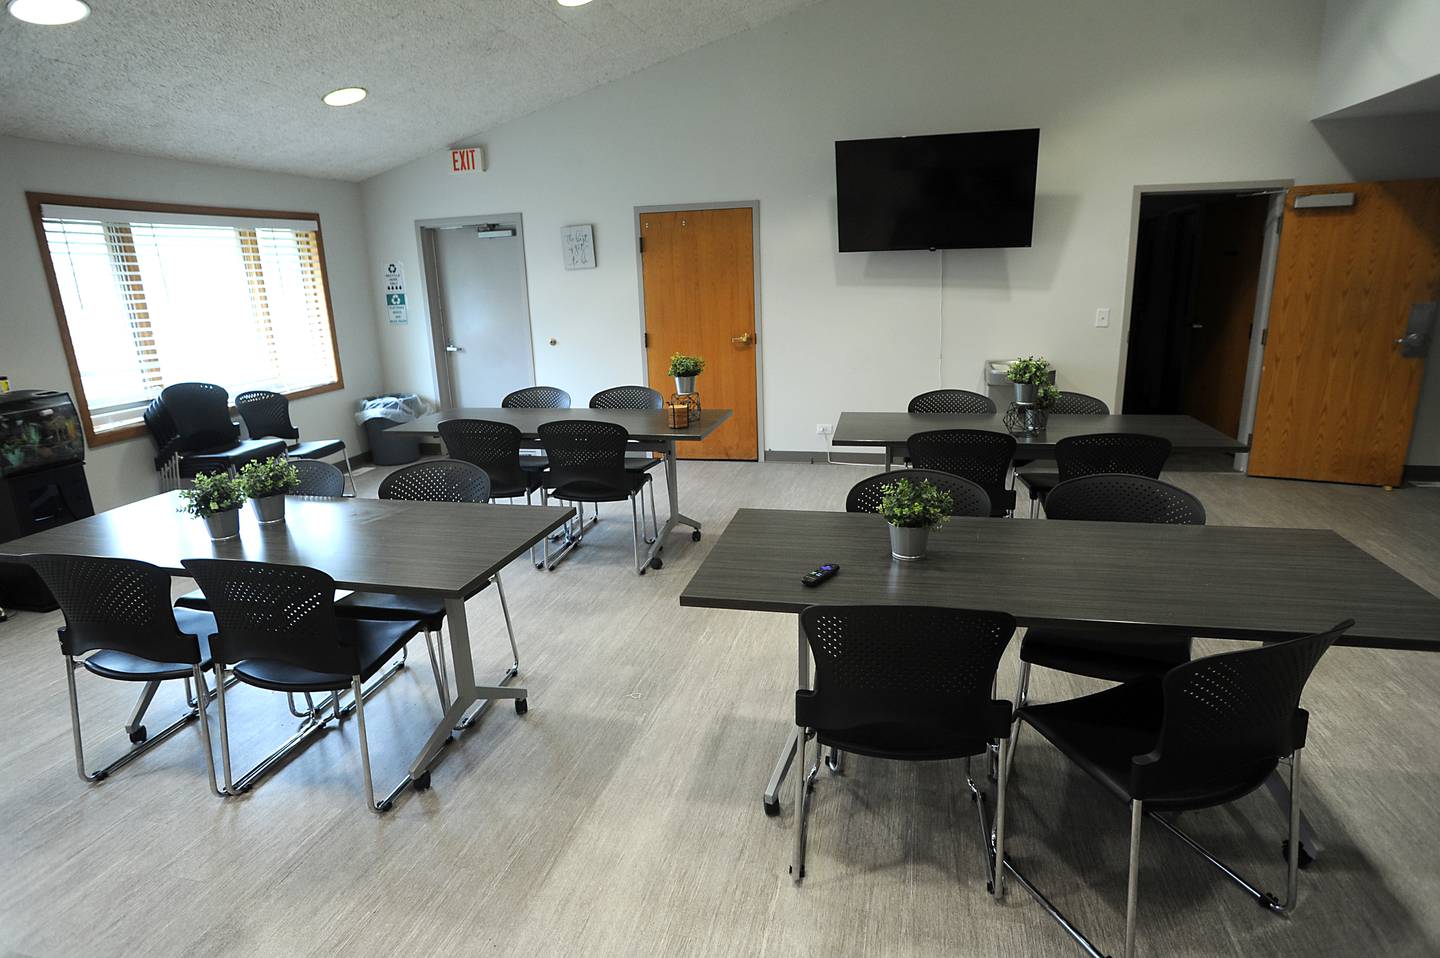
[0,135,384,510]
[359,0,1440,463]
[1315,0,1440,117]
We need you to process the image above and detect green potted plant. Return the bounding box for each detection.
[1023,382,1060,432]
[668,353,706,394]
[877,477,955,561]
[238,455,300,523]
[179,470,246,540]
[1007,356,1051,404]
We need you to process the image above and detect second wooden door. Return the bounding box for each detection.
[640,208,758,460]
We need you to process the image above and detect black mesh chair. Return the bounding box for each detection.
[235,390,355,496]
[1019,431,1172,517]
[367,460,521,713]
[143,383,286,491]
[845,469,992,518]
[1009,474,1207,782]
[182,558,436,812]
[502,386,572,409]
[590,386,664,522]
[26,554,220,794]
[791,605,1017,895]
[502,386,572,473]
[291,459,347,498]
[537,420,657,574]
[437,419,543,501]
[907,429,1017,516]
[908,389,997,415]
[1003,622,1350,958]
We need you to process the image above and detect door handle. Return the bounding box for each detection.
[731,332,755,346]
[445,344,463,353]
[1395,333,1421,347]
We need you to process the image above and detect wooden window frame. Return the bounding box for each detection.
[26,192,347,448]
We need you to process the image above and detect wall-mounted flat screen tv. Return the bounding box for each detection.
[835,128,1039,252]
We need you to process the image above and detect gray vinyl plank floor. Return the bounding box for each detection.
[1,460,1437,957]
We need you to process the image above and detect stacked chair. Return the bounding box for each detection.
[143,382,286,490]
[235,389,355,496]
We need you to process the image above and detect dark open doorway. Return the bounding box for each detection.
[1122,191,1273,438]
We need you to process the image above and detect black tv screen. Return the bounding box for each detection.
[835,129,1039,252]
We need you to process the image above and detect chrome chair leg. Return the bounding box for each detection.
[351,675,411,813]
[192,666,222,797]
[1125,800,1143,958]
[825,746,844,774]
[64,656,211,785]
[340,446,357,498]
[1282,749,1303,914]
[1005,660,1031,783]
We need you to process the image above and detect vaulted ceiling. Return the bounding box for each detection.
[0,0,821,180]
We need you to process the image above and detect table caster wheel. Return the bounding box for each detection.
[691,530,702,542]
[763,796,780,817]
[515,698,529,715]
[1281,840,1315,869]
[128,725,148,744]
[412,772,431,792]
[650,556,663,570]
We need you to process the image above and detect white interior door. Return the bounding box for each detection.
[429,222,535,407]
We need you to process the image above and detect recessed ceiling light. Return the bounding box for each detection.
[7,0,90,25]
[557,0,594,6]
[322,87,368,107]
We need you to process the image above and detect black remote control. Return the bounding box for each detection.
[801,563,840,587]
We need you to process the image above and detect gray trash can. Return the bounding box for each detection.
[357,394,428,466]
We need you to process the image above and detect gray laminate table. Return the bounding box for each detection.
[831,411,1247,468]
[0,492,574,795]
[393,407,733,570]
[679,508,1440,815]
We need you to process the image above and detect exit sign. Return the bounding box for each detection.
[448,146,484,175]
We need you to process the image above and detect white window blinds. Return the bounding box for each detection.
[39,203,339,434]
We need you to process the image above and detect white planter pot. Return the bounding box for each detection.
[888,524,930,561]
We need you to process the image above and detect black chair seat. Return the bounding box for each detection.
[817,724,995,763]
[181,438,287,477]
[335,591,450,631]
[489,473,546,499]
[82,609,218,680]
[1020,681,1276,811]
[1016,470,1059,502]
[519,454,550,472]
[549,473,648,503]
[1021,627,1191,683]
[286,438,346,460]
[985,486,1017,516]
[230,617,423,693]
[624,453,663,473]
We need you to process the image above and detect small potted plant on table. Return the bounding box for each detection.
[669,353,705,394]
[179,471,246,540]
[1007,356,1051,404]
[878,477,955,561]
[239,456,300,524]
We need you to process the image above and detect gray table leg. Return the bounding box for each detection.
[408,595,528,783]
[763,621,812,814]
[643,439,702,571]
[1264,765,1322,863]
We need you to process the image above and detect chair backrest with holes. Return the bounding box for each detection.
[907,389,996,415]
[1044,474,1205,525]
[1055,432,1171,483]
[378,459,490,503]
[502,386,572,409]
[1051,392,1110,415]
[437,419,526,491]
[796,605,1016,740]
[907,429,1017,493]
[235,390,299,441]
[1132,620,1350,799]
[590,385,664,411]
[28,554,201,662]
[183,559,354,673]
[845,469,992,518]
[537,420,629,488]
[291,460,345,498]
[160,382,240,452]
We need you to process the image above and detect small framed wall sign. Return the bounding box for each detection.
[562,224,596,270]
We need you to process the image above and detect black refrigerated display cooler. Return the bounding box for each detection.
[0,389,95,613]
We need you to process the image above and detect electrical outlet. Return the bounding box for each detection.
[816,423,832,436]
[1095,308,1111,328]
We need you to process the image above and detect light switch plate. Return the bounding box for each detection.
[1095,308,1111,328]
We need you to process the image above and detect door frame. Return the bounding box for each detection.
[415,212,536,409]
[633,201,766,461]
[1114,181,1290,471]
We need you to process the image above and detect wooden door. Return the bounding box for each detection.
[1248,180,1440,485]
[640,208,758,460]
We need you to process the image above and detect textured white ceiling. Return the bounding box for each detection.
[0,0,821,180]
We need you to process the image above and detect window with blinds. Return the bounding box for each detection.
[31,197,343,441]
